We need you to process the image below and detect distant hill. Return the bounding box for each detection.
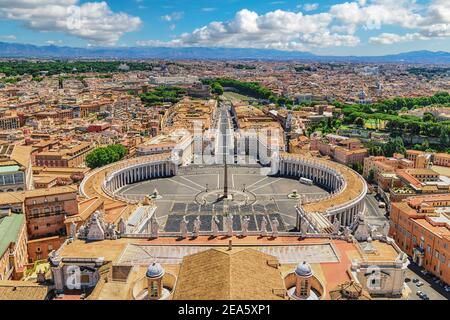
[0,42,449,64]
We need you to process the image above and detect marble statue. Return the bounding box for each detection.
[69,221,77,239]
[354,214,370,241]
[150,216,159,238]
[193,216,201,237]
[260,216,268,237]
[271,217,280,238]
[226,213,234,237]
[118,218,126,235]
[211,215,220,237]
[241,216,250,237]
[332,219,341,235]
[78,225,86,239]
[180,215,188,238]
[343,227,352,240]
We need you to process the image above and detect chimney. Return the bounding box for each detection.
[228,240,232,251]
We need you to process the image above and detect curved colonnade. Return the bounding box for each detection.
[80,153,177,204]
[278,153,367,233]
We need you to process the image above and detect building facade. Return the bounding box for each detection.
[389,195,450,285]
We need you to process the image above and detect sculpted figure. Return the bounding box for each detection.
[332,219,341,235]
[271,217,280,238]
[150,216,159,238]
[69,221,77,239]
[241,216,250,237]
[193,216,202,237]
[211,216,220,237]
[226,213,233,237]
[180,215,188,238]
[118,218,126,235]
[260,216,268,237]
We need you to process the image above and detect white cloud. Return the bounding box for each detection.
[369,32,426,44]
[46,39,64,45]
[329,0,424,33]
[142,1,450,50]
[0,34,16,40]
[303,3,319,11]
[161,11,184,22]
[368,0,450,44]
[140,9,357,50]
[0,0,142,45]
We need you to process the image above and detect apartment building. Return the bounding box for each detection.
[389,195,450,285]
[311,134,368,165]
[136,129,193,166]
[33,141,94,168]
[0,186,79,262]
[0,144,33,192]
[0,113,20,130]
[0,211,28,280]
[434,153,450,167]
[405,150,431,169]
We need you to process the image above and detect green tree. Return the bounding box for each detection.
[210,82,224,95]
[85,144,128,169]
[423,112,436,122]
[382,137,406,157]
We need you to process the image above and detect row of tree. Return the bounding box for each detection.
[85,145,128,169]
[0,61,154,77]
[202,78,294,106]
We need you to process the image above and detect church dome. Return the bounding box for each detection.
[146,263,164,278]
[295,261,312,277]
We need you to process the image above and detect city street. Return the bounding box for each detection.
[405,261,449,300]
[363,193,389,228]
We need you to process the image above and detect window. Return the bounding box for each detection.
[300,280,309,297]
[150,281,159,298]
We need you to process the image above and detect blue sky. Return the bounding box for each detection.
[0,0,449,55]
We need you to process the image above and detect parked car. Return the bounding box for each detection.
[416,291,423,296]
[413,278,419,283]
[416,281,425,287]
